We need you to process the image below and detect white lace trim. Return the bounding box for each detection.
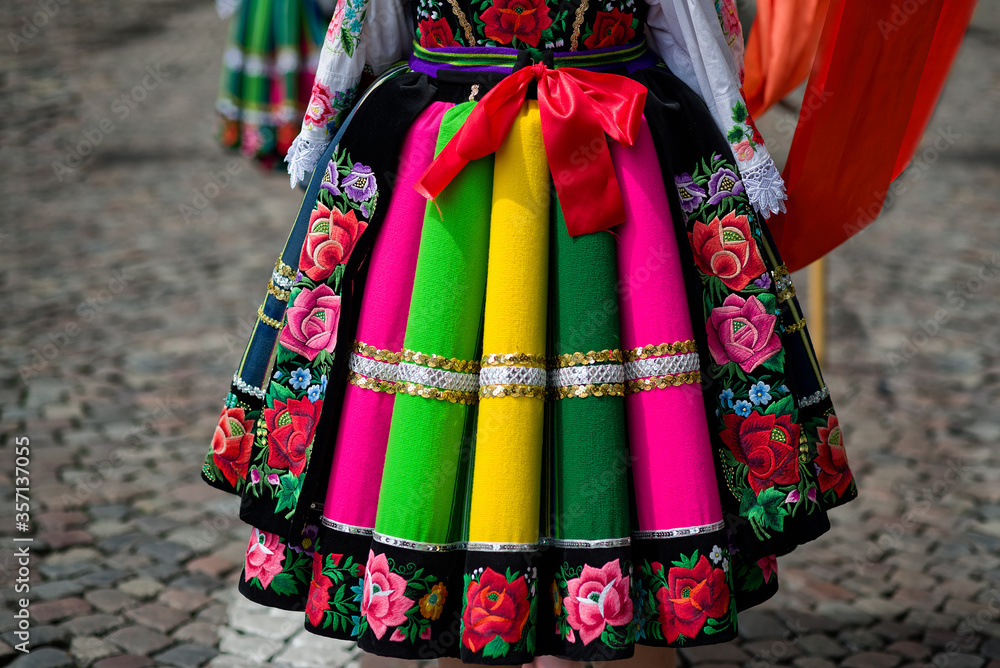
[739,158,787,219]
[285,135,331,188]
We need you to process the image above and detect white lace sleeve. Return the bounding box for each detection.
[645,0,786,217]
[284,0,410,187]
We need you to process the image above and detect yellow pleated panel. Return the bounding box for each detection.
[468,101,549,545]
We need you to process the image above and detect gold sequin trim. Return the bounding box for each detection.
[267,280,290,301]
[353,341,402,364]
[481,352,547,368]
[479,384,548,399]
[275,259,296,280]
[347,371,396,395]
[569,0,590,51]
[626,372,701,393]
[397,381,477,405]
[550,349,623,368]
[446,0,476,45]
[773,264,791,281]
[625,340,698,363]
[785,319,807,334]
[777,286,796,302]
[403,349,480,373]
[257,305,284,330]
[552,383,625,400]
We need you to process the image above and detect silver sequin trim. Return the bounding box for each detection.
[775,272,794,292]
[232,373,265,400]
[798,386,830,407]
[548,364,625,388]
[479,365,547,388]
[271,268,295,291]
[624,352,700,381]
[396,362,479,393]
[321,517,374,536]
[371,533,539,553]
[541,536,632,549]
[632,520,726,540]
[348,353,398,383]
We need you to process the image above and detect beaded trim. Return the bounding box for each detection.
[798,386,830,407]
[625,340,698,362]
[257,305,284,330]
[626,371,701,393]
[402,349,480,373]
[267,280,290,301]
[541,536,631,549]
[396,380,477,405]
[270,267,295,290]
[275,258,296,280]
[785,318,807,334]
[632,520,726,540]
[624,352,700,381]
[551,383,625,399]
[231,373,266,400]
[320,517,374,536]
[481,352,547,368]
[348,353,398,384]
[479,365,547,387]
[354,341,401,364]
[347,372,396,395]
[396,362,480,394]
[550,349,623,367]
[479,384,548,399]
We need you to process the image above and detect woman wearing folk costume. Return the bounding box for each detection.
[200,0,866,664]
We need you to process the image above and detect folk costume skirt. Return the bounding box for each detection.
[201,41,858,665]
[216,0,332,166]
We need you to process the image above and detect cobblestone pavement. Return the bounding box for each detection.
[1,1,999,667]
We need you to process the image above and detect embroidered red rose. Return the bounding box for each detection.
[563,560,633,645]
[706,293,781,373]
[480,0,553,47]
[462,568,531,653]
[211,406,254,487]
[244,527,286,589]
[656,555,730,643]
[306,552,333,627]
[689,212,766,291]
[721,412,802,493]
[419,17,460,47]
[263,396,322,476]
[280,284,342,361]
[814,414,853,495]
[362,550,414,639]
[583,9,635,49]
[300,203,367,282]
[305,81,335,127]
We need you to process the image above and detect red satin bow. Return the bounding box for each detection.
[414,63,648,237]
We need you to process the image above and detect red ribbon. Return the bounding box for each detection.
[414,63,648,237]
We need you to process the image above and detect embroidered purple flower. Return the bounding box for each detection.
[753,272,772,289]
[341,163,376,202]
[250,468,261,484]
[807,487,818,503]
[321,161,342,197]
[675,172,707,214]
[784,489,800,504]
[267,473,280,486]
[291,524,319,555]
[707,167,744,205]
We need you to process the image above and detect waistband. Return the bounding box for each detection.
[409,40,659,77]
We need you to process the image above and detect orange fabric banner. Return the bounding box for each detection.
[767,0,977,272]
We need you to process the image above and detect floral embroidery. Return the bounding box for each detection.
[656,554,730,643]
[716,0,741,45]
[583,9,634,49]
[479,0,553,47]
[211,406,254,487]
[726,102,763,163]
[674,172,707,214]
[562,560,632,645]
[419,17,461,46]
[688,212,765,292]
[706,294,781,373]
[305,82,335,127]
[300,203,368,282]
[814,414,853,495]
[245,528,287,589]
[307,552,335,627]
[419,583,448,620]
[756,554,777,583]
[263,396,322,476]
[706,167,745,205]
[341,162,378,202]
[280,285,343,361]
[362,550,415,640]
[463,567,533,657]
[720,412,802,494]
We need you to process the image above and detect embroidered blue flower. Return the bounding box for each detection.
[307,385,323,402]
[749,381,772,406]
[351,578,365,602]
[289,368,312,390]
[320,374,328,394]
[734,400,752,417]
[719,388,734,408]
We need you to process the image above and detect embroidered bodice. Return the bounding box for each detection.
[411,0,648,53]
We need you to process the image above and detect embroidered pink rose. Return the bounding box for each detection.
[280,285,342,361]
[305,82,335,127]
[706,294,781,373]
[719,0,741,42]
[563,560,633,645]
[244,527,286,589]
[733,139,755,161]
[300,203,367,281]
[757,554,777,584]
[362,550,414,639]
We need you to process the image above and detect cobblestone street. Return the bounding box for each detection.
[1,1,999,667]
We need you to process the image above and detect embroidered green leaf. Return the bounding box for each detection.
[760,347,786,373]
[738,560,765,591]
[671,551,699,570]
[764,395,795,416]
[269,380,297,404]
[482,636,510,658]
[341,29,356,57]
[727,126,745,144]
[732,101,748,124]
[754,487,789,531]
[275,472,303,516]
[268,571,299,597]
